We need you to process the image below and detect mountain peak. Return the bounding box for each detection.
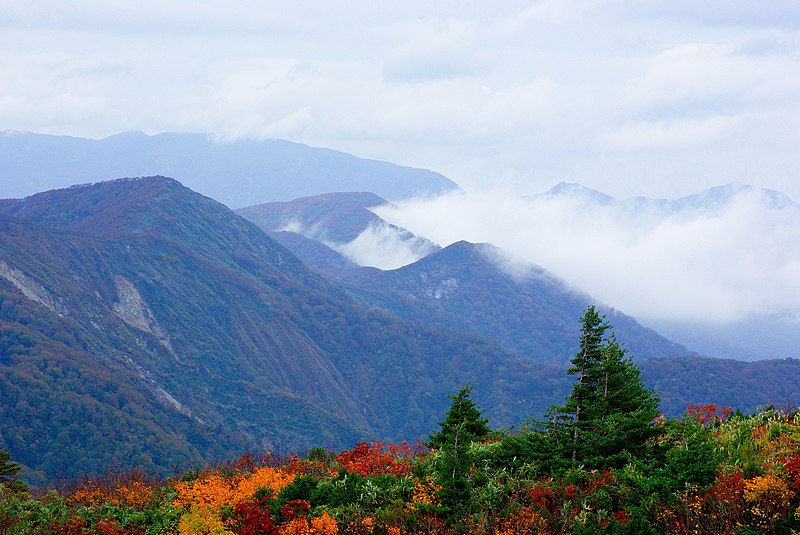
[0,131,460,206]
[674,182,800,211]
[0,176,228,239]
[544,182,615,205]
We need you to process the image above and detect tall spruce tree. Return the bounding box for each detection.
[428,386,490,527]
[549,306,661,468]
[428,385,490,449]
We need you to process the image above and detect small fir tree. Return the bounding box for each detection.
[428,385,491,528]
[549,306,661,468]
[427,385,490,449]
[0,449,26,493]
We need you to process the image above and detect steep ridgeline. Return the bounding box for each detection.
[0,177,568,483]
[236,192,439,270]
[0,131,459,207]
[267,236,694,363]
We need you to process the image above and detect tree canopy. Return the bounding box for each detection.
[427,385,490,449]
[548,305,661,468]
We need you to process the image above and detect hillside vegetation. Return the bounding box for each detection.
[2,177,800,487]
[0,177,567,482]
[2,310,799,534]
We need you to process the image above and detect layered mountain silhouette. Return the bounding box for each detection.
[237,192,438,269]
[0,177,568,482]
[235,192,693,362]
[0,131,458,207]
[3,176,799,485]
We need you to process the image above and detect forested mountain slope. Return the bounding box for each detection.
[265,235,694,363]
[0,177,564,483]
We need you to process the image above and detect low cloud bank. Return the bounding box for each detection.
[330,222,439,270]
[372,187,800,324]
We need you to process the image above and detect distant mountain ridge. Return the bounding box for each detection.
[237,192,439,269]
[541,181,800,214]
[0,176,568,482]
[0,131,459,207]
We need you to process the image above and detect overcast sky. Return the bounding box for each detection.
[3,1,800,201]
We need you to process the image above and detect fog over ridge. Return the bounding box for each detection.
[369,183,800,325]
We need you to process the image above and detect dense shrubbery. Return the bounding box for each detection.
[2,408,800,534]
[3,308,799,533]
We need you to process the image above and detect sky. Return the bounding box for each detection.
[2,1,800,333]
[2,0,800,201]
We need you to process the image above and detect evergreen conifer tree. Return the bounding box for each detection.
[0,449,25,493]
[428,386,490,527]
[549,306,661,468]
[428,385,490,449]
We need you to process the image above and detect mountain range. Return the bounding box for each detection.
[0,131,458,207]
[261,180,797,361]
[0,177,577,483]
[539,181,800,213]
[236,196,691,364]
[2,132,799,485]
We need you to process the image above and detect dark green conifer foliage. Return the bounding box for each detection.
[549,306,661,468]
[427,385,490,449]
[428,386,491,529]
[0,449,25,493]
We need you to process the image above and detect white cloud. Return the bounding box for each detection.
[331,222,438,270]
[374,187,800,324]
[384,17,478,82]
[600,115,743,150]
[499,0,584,33]
[2,0,800,202]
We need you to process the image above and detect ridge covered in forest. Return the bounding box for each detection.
[1,310,798,533]
[1,176,799,488]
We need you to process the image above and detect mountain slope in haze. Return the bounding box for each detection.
[537,181,800,360]
[0,176,570,483]
[541,181,800,215]
[235,196,692,362]
[237,192,439,269]
[325,240,694,363]
[0,131,459,207]
[237,192,391,244]
[650,316,800,361]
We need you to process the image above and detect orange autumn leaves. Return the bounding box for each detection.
[170,441,418,535]
[333,441,415,477]
[173,465,294,510]
[69,470,159,508]
[17,409,800,534]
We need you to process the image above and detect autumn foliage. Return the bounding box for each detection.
[3,407,800,534]
[333,441,417,477]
